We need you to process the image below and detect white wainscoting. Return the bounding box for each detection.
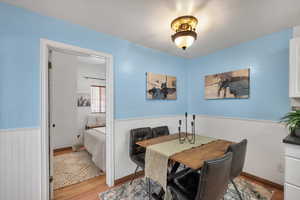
[192,115,287,185]
[0,115,286,199]
[0,128,41,200]
[114,115,183,179]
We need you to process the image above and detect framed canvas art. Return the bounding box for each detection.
[205,69,250,99]
[146,72,177,100]
[77,93,91,107]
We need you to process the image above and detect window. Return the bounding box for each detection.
[91,86,106,113]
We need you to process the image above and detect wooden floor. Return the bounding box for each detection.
[53,148,283,200]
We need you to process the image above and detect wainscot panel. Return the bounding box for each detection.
[0,128,41,200]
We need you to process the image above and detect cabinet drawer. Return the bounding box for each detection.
[285,157,300,186]
[285,144,300,158]
[285,183,300,200]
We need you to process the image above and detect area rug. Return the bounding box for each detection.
[54,150,104,189]
[99,177,273,200]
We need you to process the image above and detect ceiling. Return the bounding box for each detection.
[2,0,300,58]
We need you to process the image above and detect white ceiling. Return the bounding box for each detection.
[3,0,300,58]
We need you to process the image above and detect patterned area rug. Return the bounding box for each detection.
[99,177,273,200]
[54,150,104,189]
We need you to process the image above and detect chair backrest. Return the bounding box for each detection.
[152,126,170,138]
[227,139,247,179]
[195,152,233,200]
[129,127,153,157]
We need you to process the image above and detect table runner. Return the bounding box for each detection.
[145,135,217,191]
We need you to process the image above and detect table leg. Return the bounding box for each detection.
[152,162,181,200]
[169,162,180,177]
[147,177,151,200]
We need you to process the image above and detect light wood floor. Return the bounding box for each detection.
[53,148,283,200]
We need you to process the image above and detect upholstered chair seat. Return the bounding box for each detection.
[131,152,146,169]
[169,152,233,200]
[129,127,153,184]
[152,126,170,138]
[226,139,248,200]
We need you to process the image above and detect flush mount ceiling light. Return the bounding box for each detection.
[171,15,198,50]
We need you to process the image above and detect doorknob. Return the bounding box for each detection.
[52,124,56,128]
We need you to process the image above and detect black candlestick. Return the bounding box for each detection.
[186,114,196,144]
[178,112,196,144]
[185,112,188,138]
[178,125,185,143]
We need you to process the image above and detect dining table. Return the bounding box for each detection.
[136,133,234,200]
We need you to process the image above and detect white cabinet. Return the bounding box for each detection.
[289,38,300,98]
[285,183,300,200]
[284,144,300,200]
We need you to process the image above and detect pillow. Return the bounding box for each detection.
[86,114,97,127]
[96,115,106,126]
[86,114,106,127]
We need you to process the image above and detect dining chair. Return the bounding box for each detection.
[152,126,170,138]
[226,139,248,200]
[168,152,233,200]
[129,127,153,185]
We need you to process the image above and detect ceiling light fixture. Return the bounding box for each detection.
[171,15,198,50]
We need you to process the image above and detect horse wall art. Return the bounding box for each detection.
[147,72,177,100]
[205,69,250,99]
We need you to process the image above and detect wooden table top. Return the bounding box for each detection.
[136,133,234,170]
[136,134,179,148]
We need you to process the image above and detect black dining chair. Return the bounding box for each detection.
[226,139,248,200]
[152,126,170,138]
[129,127,153,184]
[169,152,233,200]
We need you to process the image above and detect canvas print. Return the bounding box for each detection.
[205,69,250,99]
[77,93,91,107]
[147,72,177,100]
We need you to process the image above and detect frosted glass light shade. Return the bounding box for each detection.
[174,35,195,50]
[172,31,197,50]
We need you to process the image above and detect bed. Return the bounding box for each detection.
[84,127,106,172]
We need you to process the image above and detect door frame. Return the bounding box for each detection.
[40,39,114,200]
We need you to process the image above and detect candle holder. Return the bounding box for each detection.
[187,115,196,144]
[178,113,196,144]
[178,120,185,143]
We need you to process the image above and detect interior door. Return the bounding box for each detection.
[49,50,78,198]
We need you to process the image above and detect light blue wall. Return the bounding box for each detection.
[0,2,292,129]
[187,29,292,121]
[0,3,187,129]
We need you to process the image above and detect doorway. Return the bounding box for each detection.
[40,39,114,200]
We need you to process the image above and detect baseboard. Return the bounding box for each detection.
[114,170,283,191]
[115,171,144,185]
[241,172,283,190]
[53,146,72,153]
